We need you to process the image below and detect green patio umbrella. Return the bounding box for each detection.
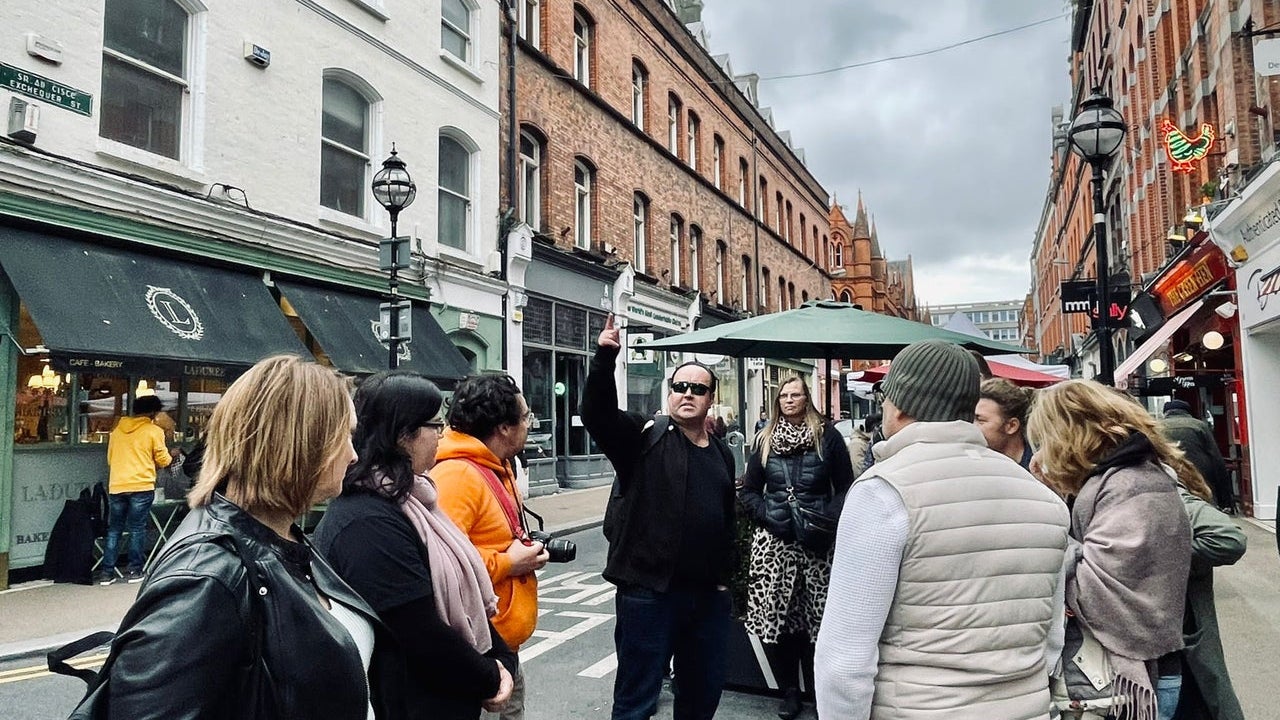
[637,301,1029,411]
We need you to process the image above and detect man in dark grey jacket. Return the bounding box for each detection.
[1160,399,1234,512]
[581,314,735,720]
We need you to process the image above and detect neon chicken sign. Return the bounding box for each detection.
[1161,119,1215,174]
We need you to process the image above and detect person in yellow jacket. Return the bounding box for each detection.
[434,374,548,720]
[100,395,173,585]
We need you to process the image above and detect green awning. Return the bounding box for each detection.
[276,280,471,386]
[0,227,307,375]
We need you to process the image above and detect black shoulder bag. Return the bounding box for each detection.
[780,458,837,554]
[50,532,277,719]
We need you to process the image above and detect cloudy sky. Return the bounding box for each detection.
[699,0,1073,306]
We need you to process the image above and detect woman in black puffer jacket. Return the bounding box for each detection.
[738,375,854,720]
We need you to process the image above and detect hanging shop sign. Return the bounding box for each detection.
[1152,242,1229,315]
[1161,119,1215,174]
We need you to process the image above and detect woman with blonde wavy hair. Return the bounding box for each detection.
[1028,379,1192,720]
[739,374,853,720]
[76,355,392,719]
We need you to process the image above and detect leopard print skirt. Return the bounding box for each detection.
[742,526,833,644]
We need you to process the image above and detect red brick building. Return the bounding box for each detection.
[828,193,921,321]
[1033,0,1280,514]
[501,0,838,486]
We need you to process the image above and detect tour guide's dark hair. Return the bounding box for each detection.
[671,360,718,392]
[345,371,443,503]
[447,373,524,440]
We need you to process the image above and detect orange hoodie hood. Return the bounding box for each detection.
[434,429,508,475]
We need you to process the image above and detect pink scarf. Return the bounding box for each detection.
[398,473,498,653]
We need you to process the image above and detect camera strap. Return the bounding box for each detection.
[456,458,527,539]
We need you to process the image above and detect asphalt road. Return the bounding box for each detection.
[5,521,1274,720]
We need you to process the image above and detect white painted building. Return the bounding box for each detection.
[0,0,504,582]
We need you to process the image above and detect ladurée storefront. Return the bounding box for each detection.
[1208,160,1280,522]
[0,225,468,583]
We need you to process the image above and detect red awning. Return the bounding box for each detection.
[854,359,1065,388]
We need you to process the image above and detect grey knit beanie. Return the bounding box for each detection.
[881,340,980,423]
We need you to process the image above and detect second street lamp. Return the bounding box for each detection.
[372,145,417,369]
[1067,88,1127,385]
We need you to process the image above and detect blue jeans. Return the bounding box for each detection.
[611,585,731,720]
[101,491,154,574]
[1156,673,1182,720]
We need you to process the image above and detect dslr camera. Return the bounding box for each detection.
[527,530,576,563]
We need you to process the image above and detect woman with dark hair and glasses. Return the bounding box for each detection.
[739,374,854,720]
[314,371,517,720]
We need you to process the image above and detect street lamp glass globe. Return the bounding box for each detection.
[372,146,418,213]
[1202,330,1225,350]
[1068,90,1127,163]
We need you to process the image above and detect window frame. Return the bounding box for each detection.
[689,225,701,291]
[438,130,477,253]
[440,0,474,64]
[715,240,726,304]
[518,0,540,47]
[574,159,594,250]
[712,135,724,189]
[319,71,381,221]
[667,93,682,156]
[573,8,592,87]
[633,193,649,273]
[518,127,543,230]
[686,111,699,170]
[631,60,648,130]
[98,0,207,167]
[669,214,684,288]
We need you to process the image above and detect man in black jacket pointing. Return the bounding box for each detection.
[581,314,735,720]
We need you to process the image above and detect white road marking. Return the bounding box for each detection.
[519,611,613,663]
[577,652,618,679]
[540,574,614,605]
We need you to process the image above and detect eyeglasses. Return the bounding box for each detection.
[523,410,536,424]
[423,420,446,432]
[670,381,711,396]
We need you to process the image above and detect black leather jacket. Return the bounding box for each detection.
[102,494,391,719]
[739,424,855,541]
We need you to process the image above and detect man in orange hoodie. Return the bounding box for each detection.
[100,394,173,585]
[434,374,549,720]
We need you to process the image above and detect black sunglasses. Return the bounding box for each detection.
[670,381,711,396]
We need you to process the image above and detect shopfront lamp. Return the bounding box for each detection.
[1202,330,1225,350]
[1184,209,1204,231]
[1148,357,1169,374]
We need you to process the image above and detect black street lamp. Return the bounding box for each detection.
[1067,88,1127,385]
[372,144,418,369]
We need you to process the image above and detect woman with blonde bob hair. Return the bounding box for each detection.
[739,374,853,719]
[79,355,395,719]
[1028,379,1192,720]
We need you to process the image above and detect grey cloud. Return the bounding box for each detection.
[700,0,1070,302]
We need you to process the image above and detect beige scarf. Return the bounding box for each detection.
[399,474,498,653]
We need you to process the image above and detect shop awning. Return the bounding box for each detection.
[0,228,307,375]
[1113,299,1205,389]
[275,280,471,385]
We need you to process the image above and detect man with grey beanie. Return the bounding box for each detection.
[815,340,1070,720]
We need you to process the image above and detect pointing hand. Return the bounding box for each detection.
[598,313,621,349]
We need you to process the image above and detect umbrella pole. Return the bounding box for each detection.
[825,355,833,420]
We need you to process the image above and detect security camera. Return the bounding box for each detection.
[1214,301,1238,319]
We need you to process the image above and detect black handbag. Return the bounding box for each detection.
[780,459,837,553]
[51,532,277,719]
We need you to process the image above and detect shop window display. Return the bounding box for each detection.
[10,303,229,445]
